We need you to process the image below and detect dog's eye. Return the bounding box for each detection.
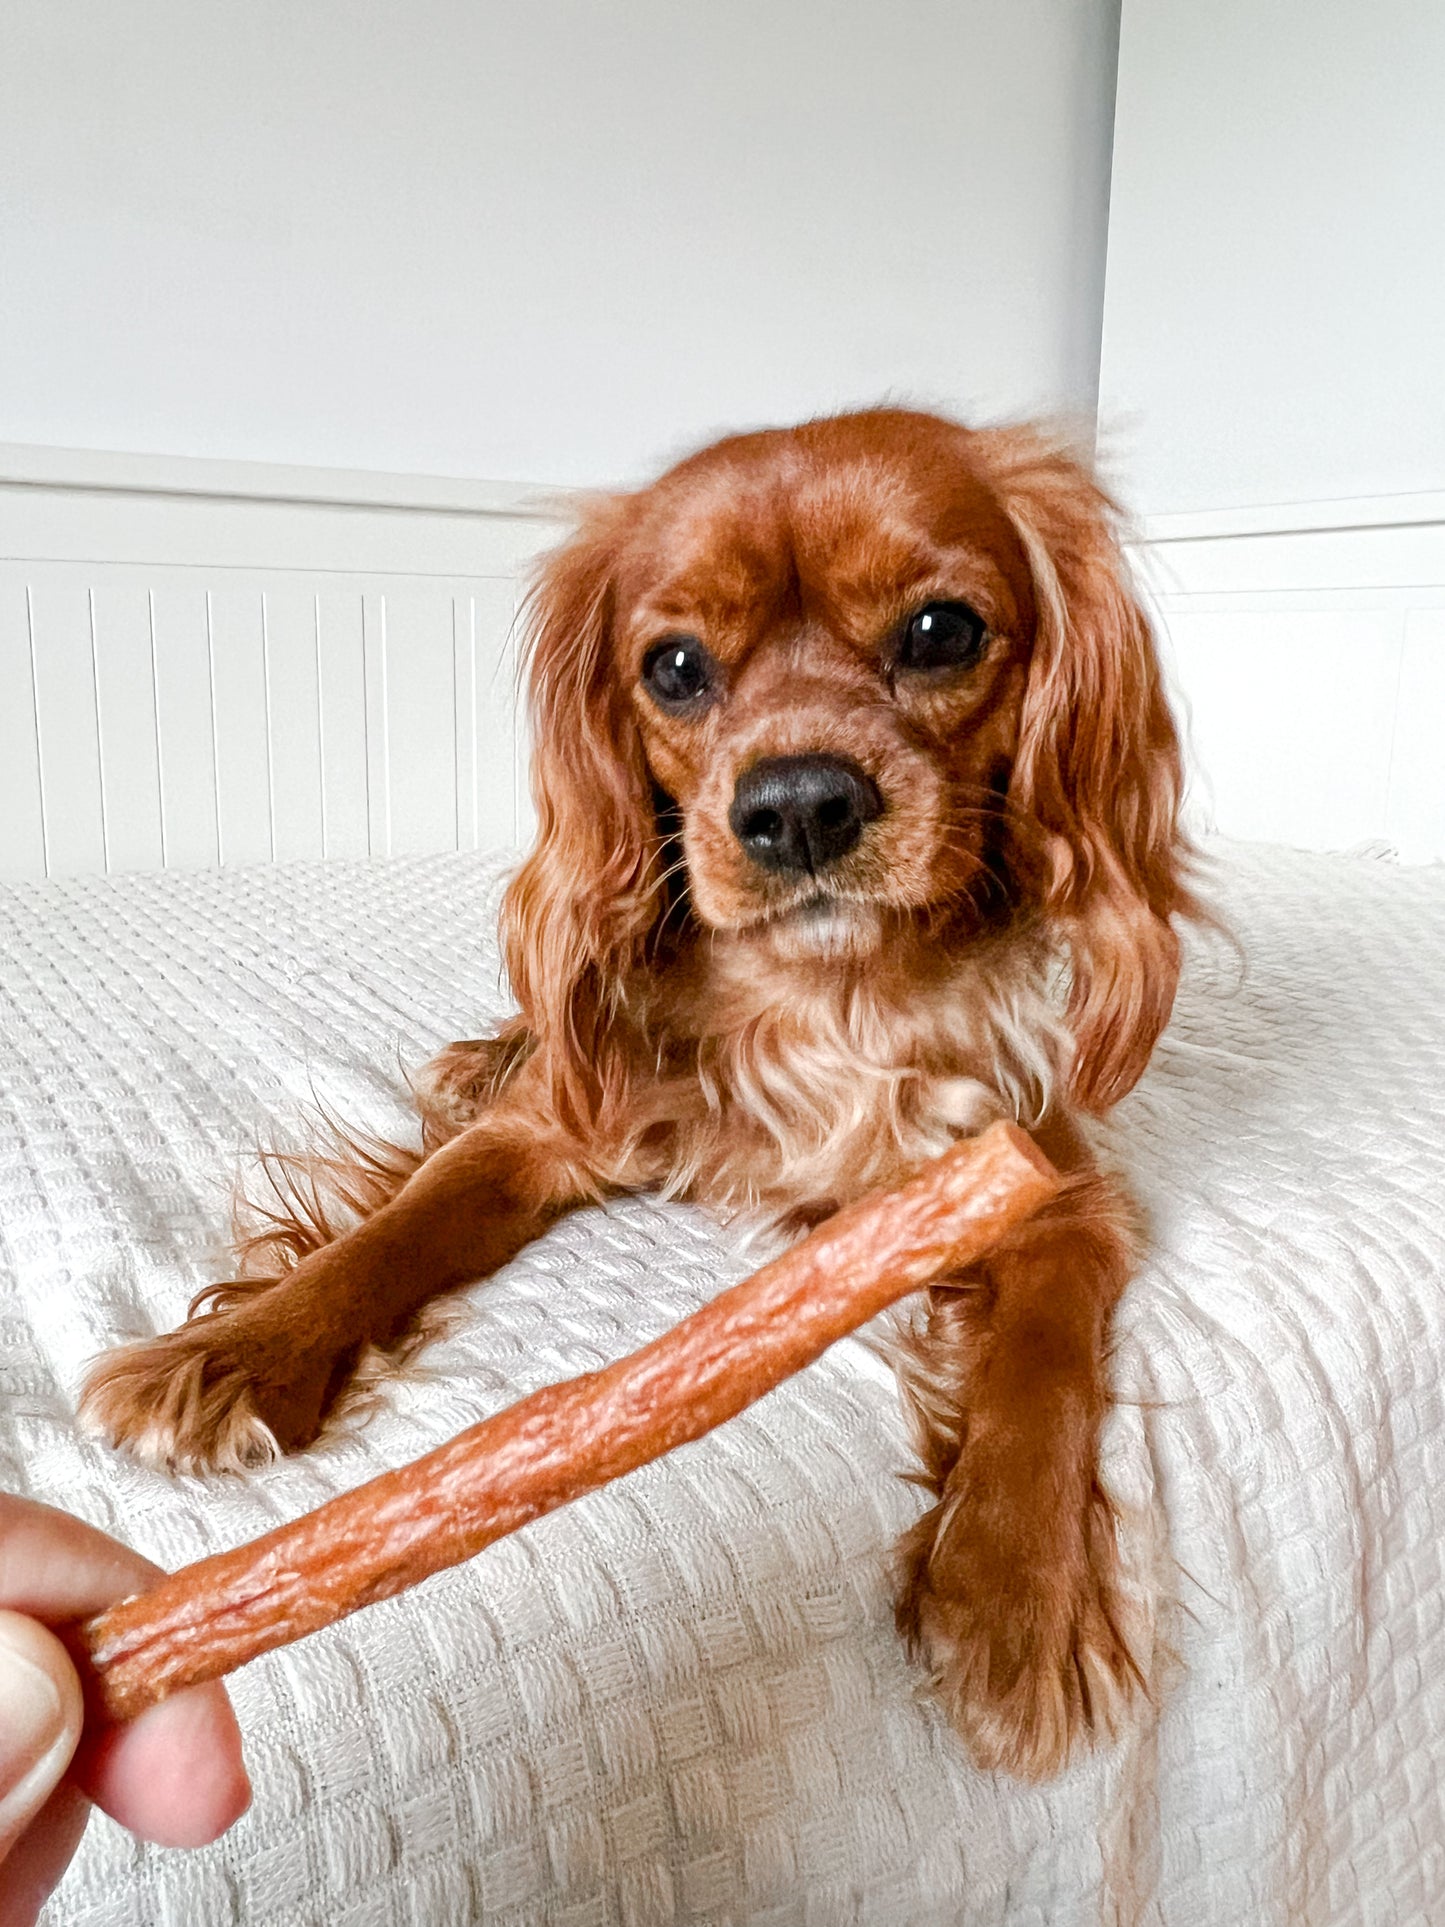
[898,601,988,672]
[643,635,714,708]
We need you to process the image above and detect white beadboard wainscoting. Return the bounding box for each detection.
[0,448,567,880]
[4,448,1442,882]
[1134,494,1445,865]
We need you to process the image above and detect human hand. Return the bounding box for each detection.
[0,1493,250,1927]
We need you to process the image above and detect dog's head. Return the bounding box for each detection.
[504,408,1191,1123]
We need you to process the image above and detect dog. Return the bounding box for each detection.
[82,407,1197,1779]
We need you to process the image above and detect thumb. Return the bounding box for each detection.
[0,1611,84,1863]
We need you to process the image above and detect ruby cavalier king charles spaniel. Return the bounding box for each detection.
[84,407,1198,1780]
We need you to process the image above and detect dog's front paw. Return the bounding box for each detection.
[79,1298,340,1475]
[895,1473,1145,1780]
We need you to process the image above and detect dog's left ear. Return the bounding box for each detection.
[500,494,663,1139]
[978,427,1195,1114]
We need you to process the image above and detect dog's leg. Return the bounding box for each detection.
[80,1113,586,1473]
[411,1028,533,1150]
[892,1121,1143,1780]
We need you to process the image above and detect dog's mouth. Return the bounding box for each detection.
[670,767,962,954]
[745,890,885,961]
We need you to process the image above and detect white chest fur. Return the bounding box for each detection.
[673,939,1070,1212]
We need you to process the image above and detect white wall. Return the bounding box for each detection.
[23,2,1440,873]
[1100,0,1445,521]
[1100,0,1445,863]
[0,0,1121,490]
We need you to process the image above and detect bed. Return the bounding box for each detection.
[6,838,1444,1927]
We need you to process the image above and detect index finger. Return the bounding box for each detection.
[0,1493,250,1845]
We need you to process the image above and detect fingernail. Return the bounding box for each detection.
[0,1633,71,1840]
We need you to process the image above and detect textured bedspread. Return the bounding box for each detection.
[4,842,1444,1927]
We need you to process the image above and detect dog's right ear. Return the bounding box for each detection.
[977,427,1196,1114]
[500,498,661,1138]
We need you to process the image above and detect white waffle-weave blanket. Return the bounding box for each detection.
[5,841,1444,1927]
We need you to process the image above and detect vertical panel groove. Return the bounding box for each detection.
[361,596,375,858]
[451,595,460,851]
[261,592,277,862]
[24,585,52,878]
[314,594,329,858]
[508,593,528,848]
[147,589,169,868]
[1379,609,1411,835]
[469,596,480,849]
[86,588,111,872]
[450,593,460,851]
[205,589,223,865]
[151,583,220,869]
[380,597,392,857]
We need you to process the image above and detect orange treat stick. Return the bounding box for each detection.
[78,1120,1058,1722]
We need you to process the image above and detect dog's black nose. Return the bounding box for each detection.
[729,754,883,876]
